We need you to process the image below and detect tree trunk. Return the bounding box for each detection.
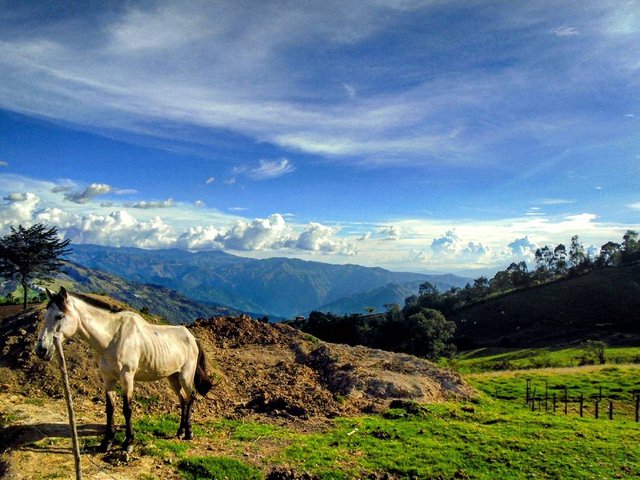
[21,278,28,310]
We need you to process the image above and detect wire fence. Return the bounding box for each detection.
[524,379,640,422]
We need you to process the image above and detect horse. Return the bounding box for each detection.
[35,287,213,453]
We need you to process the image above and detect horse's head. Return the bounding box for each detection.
[35,287,79,361]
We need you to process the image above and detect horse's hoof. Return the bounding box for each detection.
[184,432,193,441]
[97,442,112,453]
[176,428,185,438]
[122,443,134,454]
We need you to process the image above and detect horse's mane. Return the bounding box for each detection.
[70,292,126,313]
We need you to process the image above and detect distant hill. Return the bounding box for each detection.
[46,261,244,324]
[67,244,469,317]
[451,264,640,348]
[316,281,424,315]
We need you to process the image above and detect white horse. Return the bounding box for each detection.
[35,287,212,452]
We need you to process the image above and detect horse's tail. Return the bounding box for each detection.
[194,339,213,397]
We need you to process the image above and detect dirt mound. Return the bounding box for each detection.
[0,304,474,422]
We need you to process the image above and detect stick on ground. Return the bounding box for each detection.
[53,334,83,480]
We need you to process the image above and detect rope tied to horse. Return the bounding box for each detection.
[53,333,83,480]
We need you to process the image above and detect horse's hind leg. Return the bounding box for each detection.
[168,373,187,438]
[178,370,195,440]
[99,378,117,452]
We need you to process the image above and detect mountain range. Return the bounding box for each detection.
[66,244,470,318]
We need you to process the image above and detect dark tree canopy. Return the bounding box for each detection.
[0,224,71,309]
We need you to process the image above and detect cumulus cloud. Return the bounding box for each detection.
[508,236,538,257]
[176,225,224,250]
[217,214,294,251]
[64,210,176,248]
[0,192,40,226]
[296,223,357,255]
[194,200,205,208]
[431,230,491,260]
[124,198,174,209]
[64,183,113,204]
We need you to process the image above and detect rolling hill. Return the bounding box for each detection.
[67,244,469,317]
[450,264,640,348]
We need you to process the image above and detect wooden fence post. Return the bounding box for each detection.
[609,401,614,420]
[531,387,537,412]
[544,381,549,413]
[595,400,599,419]
[579,393,584,418]
[553,393,557,413]
[525,379,531,405]
[564,386,568,415]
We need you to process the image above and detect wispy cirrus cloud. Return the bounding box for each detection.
[0,1,637,168]
[230,158,295,182]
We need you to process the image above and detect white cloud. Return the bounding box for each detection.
[217,213,294,251]
[0,192,40,226]
[552,26,580,37]
[378,225,401,241]
[176,225,224,250]
[124,198,174,209]
[206,177,215,184]
[507,236,538,263]
[431,230,491,260]
[231,158,295,182]
[629,202,640,210]
[0,161,8,167]
[64,210,176,248]
[296,222,357,255]
[63,183,112,204]
[194,200,205,208]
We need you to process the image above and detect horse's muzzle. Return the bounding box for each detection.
[35,345,53,361]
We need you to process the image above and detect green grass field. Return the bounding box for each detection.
[453,346,640,373]
[111,357,640,479]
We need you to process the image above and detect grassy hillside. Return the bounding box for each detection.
[451,264,640,348]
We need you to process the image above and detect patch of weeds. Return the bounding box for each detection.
[177,456,264,480]
[140,438,190,458]
[25,397,45,406]
[302,334,321,345]
[136,394,161,409]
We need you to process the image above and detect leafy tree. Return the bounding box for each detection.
[402,308,456,360]
[621,230,639,265]
[598,241,621,268]
[568,235,586,270]
[0,224,71,309]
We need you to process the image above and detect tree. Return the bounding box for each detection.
[402,308,456,360]
[0,224,71,309]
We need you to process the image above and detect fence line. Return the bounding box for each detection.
[524,381,640,423]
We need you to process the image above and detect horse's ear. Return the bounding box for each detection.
[45,288,53,300]
[59,286,68,300]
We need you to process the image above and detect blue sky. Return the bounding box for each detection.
[0,0,638,274]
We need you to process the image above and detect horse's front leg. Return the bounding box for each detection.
[120,370,135,453]
[98,379,117,452]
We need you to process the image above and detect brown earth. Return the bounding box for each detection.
[0,301,474,479]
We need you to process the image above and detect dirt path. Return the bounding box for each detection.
[0,393,178,480]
